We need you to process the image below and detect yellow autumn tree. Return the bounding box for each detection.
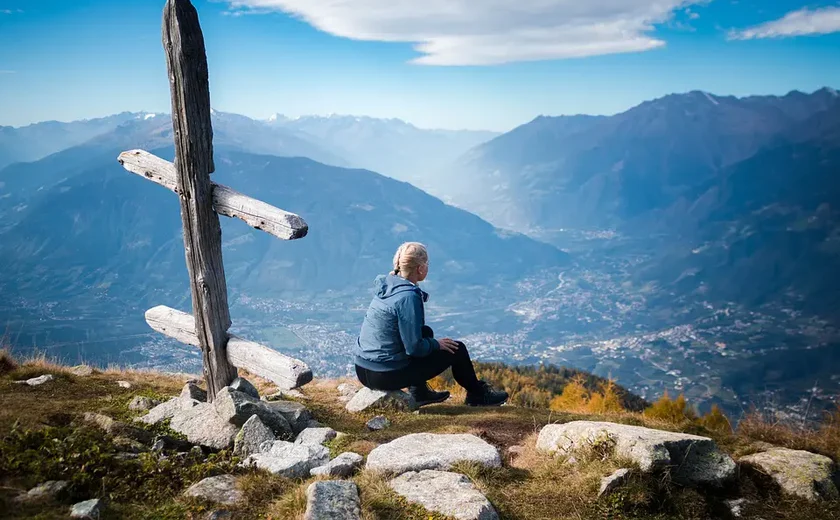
[699,404,732,434]
[549,376,590,413]
[643,391,697,424]
[586,379,625,414]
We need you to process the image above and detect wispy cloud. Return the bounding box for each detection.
[0,70,16,74]
[1,8,23,15]
[729,6,840,40]
[223,0,703,66]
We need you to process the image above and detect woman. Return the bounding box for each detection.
[355,242,508,407]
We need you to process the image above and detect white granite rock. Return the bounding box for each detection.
[366,433,501,474]
[230,377,260,399]
[345,388,416,413]
[184,475,242,505]
[70,365,94,377]
[128,396,161,412]
[389,470,498,520]
[16,481,70,502]
[243,440,330,478]
[214,387,293,438]
[295,427,337,446]
[741,447,839,501]
[264,400,313,434]
[310,452,365,477]
[170,403,239,450]
[304,480,361,520]
[234,415,275,457]
[135,397,199,425]
[366,415,390,431]
[70,498,102,518]
[116,381,132,389]
[180,382,208,402]
[16,374,54,386]
[537,421,736,487]
[598,468,633,497]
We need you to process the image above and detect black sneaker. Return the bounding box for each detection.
[409,383,451,407]
[465,380,509,407]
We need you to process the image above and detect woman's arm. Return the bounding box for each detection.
[396,293,440,357]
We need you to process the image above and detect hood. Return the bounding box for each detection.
[373,273,427,301]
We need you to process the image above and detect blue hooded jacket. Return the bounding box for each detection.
[355,273,440,371]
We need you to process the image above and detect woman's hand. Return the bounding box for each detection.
[438,338,460,354]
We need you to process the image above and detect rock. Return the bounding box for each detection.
[311,452,365,477]
[70,365,94,377]
[295,427,337,446]
[70,498,103,518]
[128,395,161,411]
[304,480,361,520]
[537,421,736,487]
[230,377,260,399]
[306,419,324,429]
[243,440,330,478]
[136,397,199,425]
[234,415,275,457]
[366,433,501,474]
[345,387,416,413]
[152,434,195,453]
[170,403,239,450]
[181,382,208,402]
[336,383,361,402]
[598,468,633,497]
[213,387,293,438]
[205,511,233,520]
[389,470,498,520]
[184,475,242,505]
[725,498,747,518]
[82,413,154,444]
[17,374,55,386]
[366,415,390,431]
[113,436,147,453]
[741,448,839,501]
[264,400,313,434]
[16,481,70,502]
[116,380,132,389]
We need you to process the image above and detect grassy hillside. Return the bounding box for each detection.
[1,351,838,519]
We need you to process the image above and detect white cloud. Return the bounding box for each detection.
[730,6,840,40]
[1,9,23,14]
[0,70,16,74]
[223,0,702,65]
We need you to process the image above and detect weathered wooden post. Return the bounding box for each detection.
[118,0,312,400]
[162,0,235,400]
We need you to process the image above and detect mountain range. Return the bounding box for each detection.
[1,88,839,418]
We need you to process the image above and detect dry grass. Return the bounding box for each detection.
[0,348,18,376]
[736,409,840,461]
[266,480,309,520]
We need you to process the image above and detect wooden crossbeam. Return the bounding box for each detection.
[119,150,308,240]
[146,306,313,389]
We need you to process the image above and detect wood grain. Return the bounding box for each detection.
[118,149,308,240]
[146,306,313,389]
[163,0,236,400]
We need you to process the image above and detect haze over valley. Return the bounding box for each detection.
[2,88,839,422]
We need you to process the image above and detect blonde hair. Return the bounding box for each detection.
[392,242,428,279]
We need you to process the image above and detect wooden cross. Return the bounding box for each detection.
[117,0,312,401]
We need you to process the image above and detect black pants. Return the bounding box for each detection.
[355,341,481,393]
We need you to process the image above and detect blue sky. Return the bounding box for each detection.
[1,0,839,131]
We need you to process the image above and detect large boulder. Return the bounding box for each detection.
[243,440,330,478]
[15,374,54,386]
[598,468,633,497]
[311,452,365,478]
[214,387,293,439]
[366,433,501,474]
[304,480,361,520]
[741,448,839,501]
[537,421,736,486]
[389,470,498,520]
[345,388,416,413]
[184,475,242,505]
[264,400,313,434]
[169,403,239,450]
[234,415,275,458]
